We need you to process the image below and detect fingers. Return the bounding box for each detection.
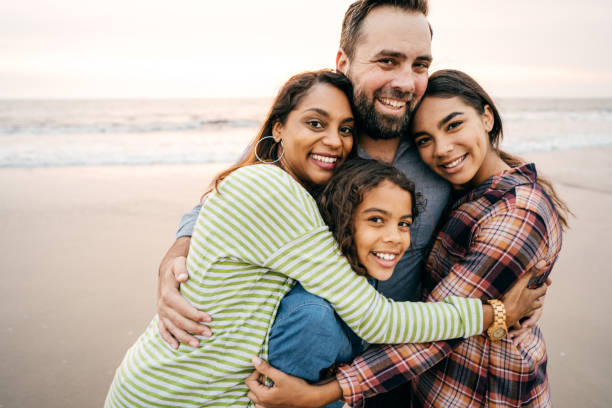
[162,290,212,324]
[534,283,548,298]
[247,391,260,405]
[508,325,530,340]
[172,256,189,282]
[158,289,213,348]
[535,259,548,270]
[532,295,545,311]
[158,319,179,349]
[252,356,291,386]
[252,356,279,381]
[246,369,272,407]
[512,329,532,346]
[160,317,203,347]
[521,307,543,329]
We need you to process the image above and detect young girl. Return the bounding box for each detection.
[267,158,423,388]
[105,70,543,408]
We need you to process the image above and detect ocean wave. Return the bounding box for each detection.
[0,118,261,135]
[502,109,612,122]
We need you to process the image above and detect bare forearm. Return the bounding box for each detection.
[309,378,343,407]
[482,304,493,331]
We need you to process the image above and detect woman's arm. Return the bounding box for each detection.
[159,165,487,347]
[157,201,214,348]
[157,236,213,348]
[264,226,485,344]
[245,268,547,408]
[246,357,343,408]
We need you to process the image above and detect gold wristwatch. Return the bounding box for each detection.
[486,299,508,341]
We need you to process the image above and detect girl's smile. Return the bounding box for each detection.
[352,180,413,281]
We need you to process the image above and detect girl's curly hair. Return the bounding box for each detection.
[316,158,424,276]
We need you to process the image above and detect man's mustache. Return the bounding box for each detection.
[374,88,416,104]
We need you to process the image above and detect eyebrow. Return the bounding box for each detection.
[437,112,463,129]
[413,111,464,139]
[363,208,413,219]
[304,108,330,118]
[373,50,433,63]
[304,108,354,124]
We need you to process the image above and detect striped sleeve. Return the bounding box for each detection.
[265,227,482,344]
[216,165,483,344]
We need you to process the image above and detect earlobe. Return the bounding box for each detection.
[336,48,349,74]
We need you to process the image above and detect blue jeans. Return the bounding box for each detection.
[268,283,368,408]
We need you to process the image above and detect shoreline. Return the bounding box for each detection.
[1,147,611,407]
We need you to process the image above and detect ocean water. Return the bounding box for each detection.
[1,98,611,167]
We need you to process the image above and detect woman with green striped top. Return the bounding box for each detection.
[105,70,543,407]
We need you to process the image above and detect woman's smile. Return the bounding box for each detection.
[412,96,499,189]
[273,83,354,188]
[310,153,340,170]
[438,153,468,173]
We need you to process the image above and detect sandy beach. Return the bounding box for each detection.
[1,148,611,407]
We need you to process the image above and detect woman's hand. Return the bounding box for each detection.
[501,260,550,327]
[157,237,212,348]
[246,357,343,408]
[508,307,543,346]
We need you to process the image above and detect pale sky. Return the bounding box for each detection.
[1,0,611,98]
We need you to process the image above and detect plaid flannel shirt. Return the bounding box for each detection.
[337,164,562,408]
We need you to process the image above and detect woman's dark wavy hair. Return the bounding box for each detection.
[206,69,356,195]
[317,158,423,275]
[412,69,571,230]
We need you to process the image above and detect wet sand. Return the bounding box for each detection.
[0,148,610,407]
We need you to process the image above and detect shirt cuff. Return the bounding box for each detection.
[445,296,484,338]
[336,363,365,408]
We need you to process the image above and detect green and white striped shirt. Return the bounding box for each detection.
[106,164,483,407]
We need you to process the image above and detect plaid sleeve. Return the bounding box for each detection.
[336,205,551,407]
[427,206,549,300]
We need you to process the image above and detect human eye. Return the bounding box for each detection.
[446,120,462,131]
[414,60,430,73]
[306,119,324,129]
[339,126,354,136]
[399,220,412,228]
[368,216,384,224]
[377,58,396,68]
[414,136,431,148]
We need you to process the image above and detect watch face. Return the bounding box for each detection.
[493,328,506,339]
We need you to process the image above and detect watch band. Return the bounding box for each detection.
[486,299,508,341]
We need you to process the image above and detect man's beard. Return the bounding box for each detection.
[353,88,415,140]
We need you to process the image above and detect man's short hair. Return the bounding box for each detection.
[340,0,430,60]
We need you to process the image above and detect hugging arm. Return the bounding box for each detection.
[157,204,212,349]
[333,208,553,407]
[247,208,551,408]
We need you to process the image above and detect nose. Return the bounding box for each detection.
[322,129,343,150]
[382,225,402,244]
[389,67,417,94]
[434,139,454,158]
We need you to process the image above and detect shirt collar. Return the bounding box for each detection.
[450,163,538,210]
[357,137,414,163]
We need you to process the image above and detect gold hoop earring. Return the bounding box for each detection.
[254,136,285,164]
